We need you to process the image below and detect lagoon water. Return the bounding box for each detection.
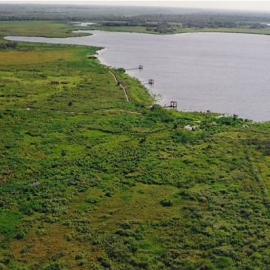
[6,31,270,122]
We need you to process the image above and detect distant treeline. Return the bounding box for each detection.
[101,14,269,29]
[1,4,270,30]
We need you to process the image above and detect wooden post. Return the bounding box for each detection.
[170,101,177,109]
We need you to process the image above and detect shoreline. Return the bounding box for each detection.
[5,31,270,123]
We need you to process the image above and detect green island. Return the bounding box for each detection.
[1,20,270,270]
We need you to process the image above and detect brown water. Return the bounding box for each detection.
[6,31,270,122]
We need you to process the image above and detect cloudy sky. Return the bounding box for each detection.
[1,1,270,12]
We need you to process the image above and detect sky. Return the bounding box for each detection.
[1,1,270,12]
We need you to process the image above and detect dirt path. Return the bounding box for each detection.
[109,71,130,102]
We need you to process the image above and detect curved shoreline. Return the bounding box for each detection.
[5,31,270,123]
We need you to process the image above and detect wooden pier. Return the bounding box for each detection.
[148,79,154,85]
[165,101,177,109]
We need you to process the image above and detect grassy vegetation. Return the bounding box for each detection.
[1,22,270,269]
[87,25,270,36]
[0,21,87,39]
[87,26,157,34]
[174,26,270,35]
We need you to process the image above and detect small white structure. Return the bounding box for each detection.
[184,125,195,131]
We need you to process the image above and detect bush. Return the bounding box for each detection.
[14,230,26,240]
[42,262,67,270]
[148,104,174,123]
[117,67,125,73]
[160,199,173,207]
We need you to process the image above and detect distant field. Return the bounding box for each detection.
[0,50,76,65]
[0,21,87,38]
[175,26,270,35]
